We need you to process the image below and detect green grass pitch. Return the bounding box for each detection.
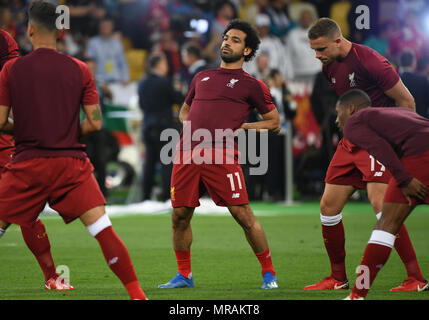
[0,201,428,300]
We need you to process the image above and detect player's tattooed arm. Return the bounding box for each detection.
[80,104,102,137]
[385,79,416,111]
[179,103,191,123]
[0,105,13,133]
[92,109,102,121]
[240,109,281,134]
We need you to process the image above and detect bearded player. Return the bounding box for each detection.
[0,28,73,291]
[158,19,281,290]
[304,18,426,292]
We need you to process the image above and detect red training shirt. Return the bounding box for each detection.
[0,29,19,152]
[344,108,429,187]
[179,67,276,150]
[0,48,99,163]
[323,43,399,108]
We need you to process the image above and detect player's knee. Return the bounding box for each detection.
[368,196,383,214]
[367,184,387,213]
[230,207,255,231]
[376,212,403,233]
[172,208,192,228]
[86,214,112,237]
[320,196,338,216]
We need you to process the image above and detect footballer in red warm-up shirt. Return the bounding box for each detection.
[322,42,400,188]
[0,28,77,291]
[334,89,429,299]
[0,0,147,300]
[172,66,275,207]
[0,47,105,226]
[304,17,423,293]
[158,19,280,291]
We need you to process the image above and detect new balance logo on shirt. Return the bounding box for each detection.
[374,172,383,177]
[232,193,240,199]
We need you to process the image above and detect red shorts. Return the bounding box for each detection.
[325,138,392,189]
[0,147,14,170]
[171,148,249,207]
[0,157,106,227]
[384,150,429,205]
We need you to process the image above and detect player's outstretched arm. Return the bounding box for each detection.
[385,79,416,110]
[179,103,190,123]
[0,105,13,133]
[80,104,102,137]
[240,109,281,134]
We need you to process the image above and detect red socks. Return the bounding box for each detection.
[255,247,276,276]
[174,249,192,278]
[20,219,57,281]
[95,226,146,300]
[352,243,393,298]
[321,220,347,282]
[351,230,395,298]
[394,224,425,282]
[174,248,276,278]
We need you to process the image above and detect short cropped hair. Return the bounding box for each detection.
[308,17,342,40]
[183,43,202,60]
[148,52,165,71]
[338,89,372,110]
[399,50,415,68]
[223,19,260,62]
[268,68,281,79]
[28,0,59,33]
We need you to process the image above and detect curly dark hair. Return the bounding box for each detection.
[222,19,261,62]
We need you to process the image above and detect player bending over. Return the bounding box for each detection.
[304,18,425,292]
[333,89,429,299]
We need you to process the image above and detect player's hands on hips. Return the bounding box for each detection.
[401,178,427,205]
[233,124,248,137]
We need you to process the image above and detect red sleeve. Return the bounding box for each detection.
[249,79,276,114]
[0,58,16,106]
[358,46,400,92]
[72,57,99,105]
[0,30,19,70]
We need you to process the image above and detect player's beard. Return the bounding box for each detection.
[221,48,245,63]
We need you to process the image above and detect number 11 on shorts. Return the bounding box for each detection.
[227,172,243,191]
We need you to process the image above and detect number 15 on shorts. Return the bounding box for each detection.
[369,155,385,177]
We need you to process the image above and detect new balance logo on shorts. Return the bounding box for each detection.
[374,172,383,177]
[232,193,240,199]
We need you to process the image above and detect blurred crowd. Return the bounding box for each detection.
[2,0,429,201]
